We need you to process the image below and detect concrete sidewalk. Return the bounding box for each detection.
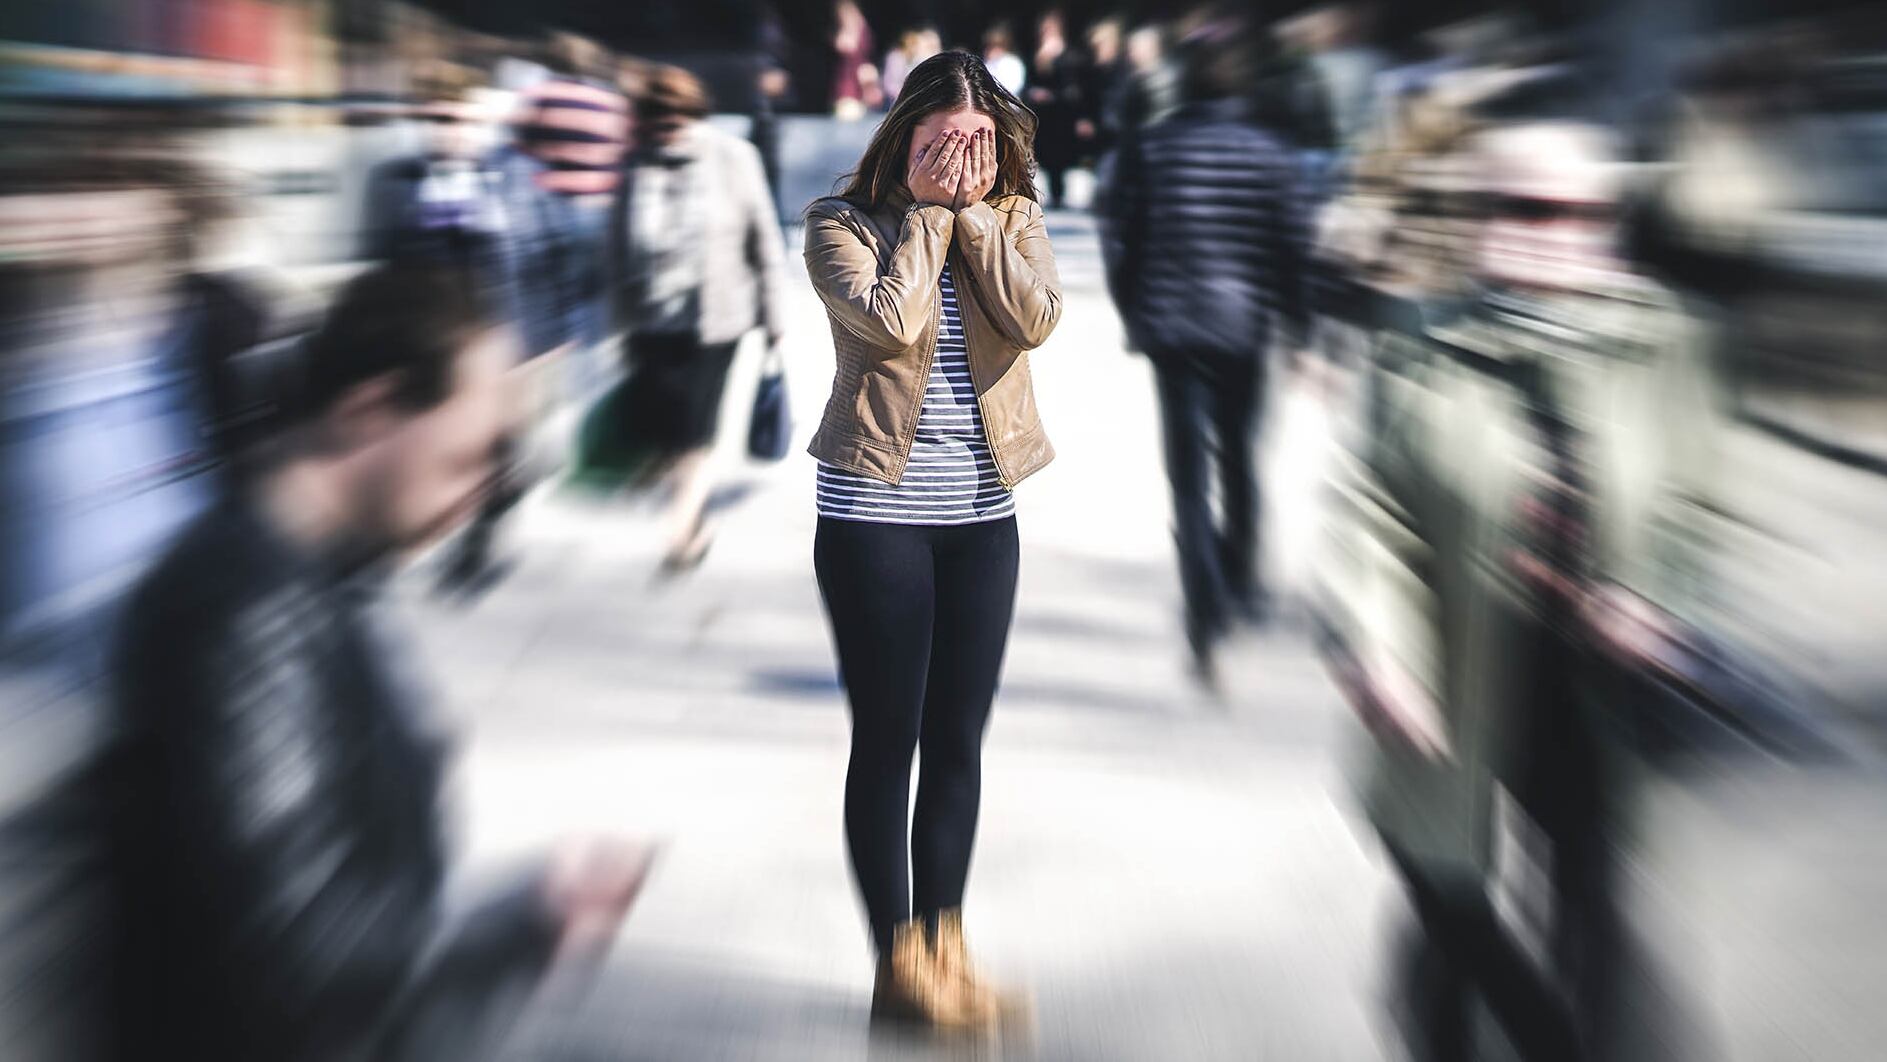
[401,210,1396,1060]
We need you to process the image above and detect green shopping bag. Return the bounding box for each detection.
[565,373,664,494]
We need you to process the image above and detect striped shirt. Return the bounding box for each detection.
[817,266,1015,526]
[516,77,629,197]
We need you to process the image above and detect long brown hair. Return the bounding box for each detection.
[835,50,1038,207]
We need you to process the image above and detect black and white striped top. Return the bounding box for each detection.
[816,266,1015,525]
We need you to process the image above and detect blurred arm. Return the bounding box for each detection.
[951,198,1064,350]
[1318,358,1450,758]
[803,200,953,349]
[737,140,788,345]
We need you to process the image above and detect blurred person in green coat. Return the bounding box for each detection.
[1315,81,1724,1061]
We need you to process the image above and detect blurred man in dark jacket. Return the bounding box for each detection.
[1098,24,1308,682]
[105,264,650,1062]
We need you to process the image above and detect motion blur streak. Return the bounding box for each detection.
[3,2,1885,1060]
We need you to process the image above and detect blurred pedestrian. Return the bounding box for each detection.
[1077,18,1125,173]
[803,49,1061,1031]
[523,32,630,204]
[435,48,629,597]
[517,31,632,350]
[1119,22,1181,132]
[1302,2,1390,154]
[754,4,798,213]
[882,26,942,106]
[360,66,509,280]
[981,23,1027,97]
[1316,82,1723,1059]
[104,264,653,1062]
[1097,25,1308,685]
[609,65,786,572]
[831,0,881,120]
[156,160,300,496]
[1026,9,1086,207]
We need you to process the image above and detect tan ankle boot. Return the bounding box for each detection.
[931,909,1028,1028]
[872,920,972,1030]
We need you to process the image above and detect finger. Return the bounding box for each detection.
[912,139,931,169]
[923,132,952,176]
[939,134,966,178]
[947,134,969,174]
[933,132,965,176]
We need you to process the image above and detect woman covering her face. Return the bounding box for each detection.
[801,49,1063,1032]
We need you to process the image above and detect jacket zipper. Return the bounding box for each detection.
[948,250,1014,488]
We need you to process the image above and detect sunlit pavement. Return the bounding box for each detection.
[402,210,1396,1060]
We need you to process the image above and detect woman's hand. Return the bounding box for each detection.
[953,128,997,210]
[908,131,967,208]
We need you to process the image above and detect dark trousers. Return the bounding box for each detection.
[1388,847,1584,1062]
[1515,625,1628,1052]
[1148,348,1266,648]
[813,515,1019,954]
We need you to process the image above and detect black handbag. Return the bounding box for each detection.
[747,344,791,462]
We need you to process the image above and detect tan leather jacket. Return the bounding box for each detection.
[803,189,1063,487]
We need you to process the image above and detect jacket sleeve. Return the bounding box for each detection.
[359,160,405,262]
[1315,351,1444,730]
[951,198,1064,350]
[737,140,788,345]
[146,603,558,1051]
[803,199,953,350]
[373,876,562,1061]
[1095,134,1145,335]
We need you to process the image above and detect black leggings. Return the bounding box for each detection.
[814,515,1020,954]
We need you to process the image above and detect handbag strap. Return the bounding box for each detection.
[759,337,786,377]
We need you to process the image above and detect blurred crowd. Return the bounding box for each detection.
[3,0,1887,1059]
[1091,4,1887,1059]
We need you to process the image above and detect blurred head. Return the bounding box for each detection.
[296,265,515,555]
[416,101,484,160]
[836,50,1038,207]
[1177,17,1256,103]
[636,64,712,149]
[1127,25,1165,72]
[1089,19,1124,64]
[1040,10,1066,41]
[985,24,1014,56]
[543,30,610,81]
[1474,120,1628,290]
[413,65,486,160]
